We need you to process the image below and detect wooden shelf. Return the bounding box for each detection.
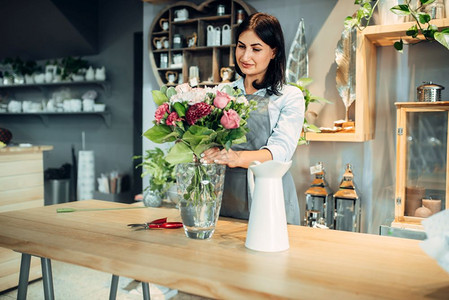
[307,18,449,143]
[148,0,256,87]
[304,132,372,142]
[362,18,449,47]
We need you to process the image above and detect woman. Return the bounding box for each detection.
[201,12,305,225]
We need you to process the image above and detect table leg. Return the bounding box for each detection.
[109,274,119,300]
[17,253,31,300]
[142,282,150,300]
[41,258,55,300]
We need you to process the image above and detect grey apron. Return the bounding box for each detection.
[220,93,300,225]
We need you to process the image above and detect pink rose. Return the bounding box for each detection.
[220,109,240,129]
[166,112,182,126]
[214,90,231,109]
[155,103,169,124]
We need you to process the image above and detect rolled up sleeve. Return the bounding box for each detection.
[262,86,305,162]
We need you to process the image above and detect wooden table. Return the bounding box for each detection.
[0,200,448,299]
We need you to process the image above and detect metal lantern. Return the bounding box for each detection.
[333,163,361,232]
[304,162,334,228]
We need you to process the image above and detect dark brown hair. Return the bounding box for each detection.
[234,12,286,96]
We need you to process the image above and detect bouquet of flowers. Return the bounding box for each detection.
[143,83,256,239]
[143,83,256,164]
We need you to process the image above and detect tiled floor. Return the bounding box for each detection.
[0,260,209,300]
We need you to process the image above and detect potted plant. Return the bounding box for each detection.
[290,78,331,145]
[60,56,89,81]
[345,0,449,51]
[134,147,177,206]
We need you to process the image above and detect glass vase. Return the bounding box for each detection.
[176,162,226,239]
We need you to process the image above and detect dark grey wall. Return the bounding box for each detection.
[0,0,143,197]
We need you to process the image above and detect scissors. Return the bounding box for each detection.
[127,217,183,230]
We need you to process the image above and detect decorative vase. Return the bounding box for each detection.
[176,162,226,240]
[143,189,162,207]
[378,0,405,25]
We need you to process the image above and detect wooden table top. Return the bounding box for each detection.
[0,145,53,154]
[0,200,448,299]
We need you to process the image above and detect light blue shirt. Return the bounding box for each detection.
[232,78,305,162]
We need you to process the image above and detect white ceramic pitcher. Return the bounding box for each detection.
[246,160,291,252]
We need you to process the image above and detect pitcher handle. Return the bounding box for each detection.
[247,161,261,206]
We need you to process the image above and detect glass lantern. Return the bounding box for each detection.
[333,163,361,232]
[304,162,334,228]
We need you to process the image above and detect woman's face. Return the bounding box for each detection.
[235,30,275,83]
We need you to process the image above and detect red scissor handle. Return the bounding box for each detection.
[147,222,183,229]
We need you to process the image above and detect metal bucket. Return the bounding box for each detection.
[417,82,445,102]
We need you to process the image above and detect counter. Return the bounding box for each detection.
[0,145,53,291]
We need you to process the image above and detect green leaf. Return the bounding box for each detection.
[152,90,168,106]
[418,13,431,24]
[183,125,215,147]
[309,96,332,104]
[165,142,193,164]
[394,39,404,52]
[166,87,176,99]
[160,85,168,95]
[172,102,186,117]
[220,84,233,95]
[390,5,410,16]
[297,77,313,87]
[406,25,418,38]
[420,0,436,5]
[305,123,321,133]
[434,31,449,50]
[298,137,308,146]
[143,125,177,143]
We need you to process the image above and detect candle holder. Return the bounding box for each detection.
[304,162,334,228]
[333,164,361,232]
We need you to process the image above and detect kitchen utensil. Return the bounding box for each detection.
[417,81,445,102]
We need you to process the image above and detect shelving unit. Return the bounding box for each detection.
[306,18,449,142]
[148,0,256,87]
[392,101,449,231]
[0,110,111,127]
[0,80,110,126]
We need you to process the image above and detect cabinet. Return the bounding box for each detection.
[393,102,448,230]
[0,80,110,126]
[306,18,449,142]
[0,145,52,291]
[148,0,256,87]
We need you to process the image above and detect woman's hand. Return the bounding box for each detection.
[201,147,241,168]
[201,147,273,169]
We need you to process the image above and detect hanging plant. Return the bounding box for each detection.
[345,0,449,51]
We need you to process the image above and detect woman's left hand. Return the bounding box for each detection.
[201,147,241,168]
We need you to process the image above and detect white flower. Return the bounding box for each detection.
[236,95,248,105]
[175,83,192,94]
[170,88,209,105]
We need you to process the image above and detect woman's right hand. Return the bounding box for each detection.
[200,147,242,168]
